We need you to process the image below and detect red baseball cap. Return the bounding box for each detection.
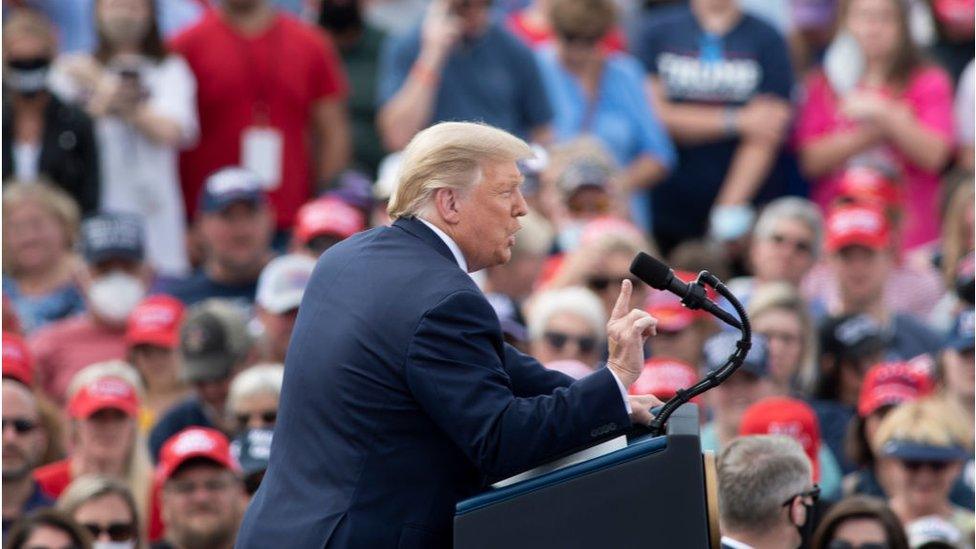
[68,377,140,419]
[824,204,890,252]
[157,427,240,484]
[578,216,644,248]
[126,295,185,349]
[858,361,934,418]
[630,357,698,401]
[835,166,901,210]
[294,197,366,244]
[2,332,32,386]
[739,397,821,481]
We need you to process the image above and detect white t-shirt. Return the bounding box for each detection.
[51,54,199,277]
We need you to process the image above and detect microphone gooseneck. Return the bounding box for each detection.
[629,254,752,437]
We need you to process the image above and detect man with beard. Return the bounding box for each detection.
[162,168,274,309]
[1,379,53,535]
[154,427,246,549]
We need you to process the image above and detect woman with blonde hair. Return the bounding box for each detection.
[872,398,974,536]
[58,475,143,549]
[748,282,818,396]
[33,361,152,526]
[2,182,84,333]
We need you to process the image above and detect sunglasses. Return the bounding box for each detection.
[769,233,813,255]
[82,522,135,542]
[781,484,820,507]
[827,542,889,549]
[235,411,277,429]
[560,32,602,45]
[543,331,598,354]
[2,418,37,434]
[902,460,952,473]
[586,275,641,292]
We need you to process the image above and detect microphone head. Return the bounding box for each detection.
[630,252,673,291]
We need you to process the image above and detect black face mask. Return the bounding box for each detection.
[319,0,363,34]
[5,57,52,98]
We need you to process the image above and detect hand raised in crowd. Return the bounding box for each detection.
[735,95,792,144]
[420,0,462,66]
[605,279,657,387]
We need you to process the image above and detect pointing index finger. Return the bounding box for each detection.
[610,279,632,321]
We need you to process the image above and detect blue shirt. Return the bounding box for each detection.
[2,277,85,334]
[2,481,55,536]
[378,22,553,139]
[631,6,795,247]
[157,271,257,309]
[535,48,676,169]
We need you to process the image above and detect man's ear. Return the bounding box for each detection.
[434,187,462,225]
[789,496,806,527]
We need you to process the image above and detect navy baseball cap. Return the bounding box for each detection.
[879,439,970,462]
[945,309,975,352]
[199,167,267,214]
[80,213,145,264]
[703,332,769,378]
[820,314,887,360]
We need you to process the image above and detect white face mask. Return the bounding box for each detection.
[93,541,136,549]
[88,271,146,323]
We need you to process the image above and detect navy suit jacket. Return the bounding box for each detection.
[236,217,631,548]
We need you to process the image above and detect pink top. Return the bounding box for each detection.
[795,66,955,250]
[28,314,128,405]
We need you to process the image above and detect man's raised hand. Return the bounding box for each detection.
[605,279,657,387]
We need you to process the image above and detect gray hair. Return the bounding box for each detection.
[718,435,812,534]
[58,475,142,544]
[526,286,606,343]
[753,197,824,258]
[387,122,533,219]
[227,363,284,413]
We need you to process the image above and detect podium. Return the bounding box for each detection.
[454,404,719,549]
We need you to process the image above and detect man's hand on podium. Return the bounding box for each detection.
[605,279,658,387]
[627,394,663,425]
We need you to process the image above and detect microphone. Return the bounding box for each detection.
[630,252,742,330]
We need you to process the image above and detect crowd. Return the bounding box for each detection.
[0,0,973,547]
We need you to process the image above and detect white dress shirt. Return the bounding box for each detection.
[721,536,755,549]
[417,217,632,413]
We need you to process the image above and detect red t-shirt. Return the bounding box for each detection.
[170,11,348,228]
[33,459,72,499]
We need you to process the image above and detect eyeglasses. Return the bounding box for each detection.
[902,460,952,473]
[781,484,820,507]
[166,477,236,495]
[826,541,889,549]
[769,233,813,255]
[235,410,277,429]
[758,329,801,345]
[81,522,136,542]
[586,275,641,292]
[2,418,38,434]
[543,331,598,354]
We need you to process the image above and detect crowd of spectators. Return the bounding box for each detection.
[1,0,974,547]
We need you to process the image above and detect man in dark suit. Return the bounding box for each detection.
[237,122,660,548]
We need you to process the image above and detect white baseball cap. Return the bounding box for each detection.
[256,254,316,314]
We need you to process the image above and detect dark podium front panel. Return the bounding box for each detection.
[454,405,713,549]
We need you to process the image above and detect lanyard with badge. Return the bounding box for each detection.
[239,23,283,191]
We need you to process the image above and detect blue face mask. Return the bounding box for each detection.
[709,204,755,242]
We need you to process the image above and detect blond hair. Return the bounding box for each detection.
[387,122,533,219]
[872,397,974,455]
[65,361,152,532]
[58,475,145,549]
[940,180,974,286]
[748,282,818,393]
[2,181,81,271]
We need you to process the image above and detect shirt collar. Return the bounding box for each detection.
[721,536,755,549]
[419,217,468,272]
